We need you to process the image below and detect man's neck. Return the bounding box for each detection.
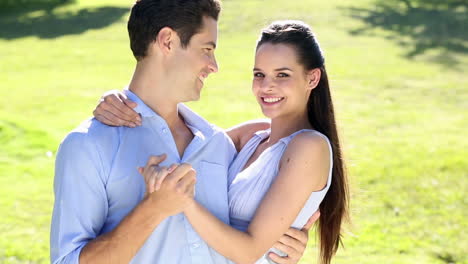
[128,60,194,157]
[128,59,182,129]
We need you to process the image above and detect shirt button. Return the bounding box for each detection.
[191,242,200,249]
[162,128,168,133]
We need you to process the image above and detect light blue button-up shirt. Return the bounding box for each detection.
[51,90,237,264]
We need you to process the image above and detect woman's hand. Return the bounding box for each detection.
[93,90,142,127]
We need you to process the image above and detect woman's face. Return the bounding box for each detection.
[252,43,314,120]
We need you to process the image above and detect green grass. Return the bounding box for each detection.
[0,0,466,263]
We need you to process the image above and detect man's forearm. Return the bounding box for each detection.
[79,198,165,264]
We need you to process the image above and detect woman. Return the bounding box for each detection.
[96,21,348,264]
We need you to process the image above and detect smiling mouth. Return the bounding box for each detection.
[198,73,208,84]
[262,97,285,104]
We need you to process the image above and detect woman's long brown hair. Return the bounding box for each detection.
[257,21,349,264]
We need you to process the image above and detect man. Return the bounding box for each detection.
[51,0,314,263]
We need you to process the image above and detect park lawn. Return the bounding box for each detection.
[0,0,466,263]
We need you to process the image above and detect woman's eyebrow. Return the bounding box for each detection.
[253,67,293,71]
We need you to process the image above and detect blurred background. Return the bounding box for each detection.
[0,0,466,263]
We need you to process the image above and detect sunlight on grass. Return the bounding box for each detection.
[0,0,466,263]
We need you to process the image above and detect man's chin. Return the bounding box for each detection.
[181,94,201,103]
[192,94,201,101]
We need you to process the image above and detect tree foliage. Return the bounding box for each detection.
[387,0,467,10]
[0,0,74,10]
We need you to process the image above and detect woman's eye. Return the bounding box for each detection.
[253,72,264,78]
[277,73,289,78]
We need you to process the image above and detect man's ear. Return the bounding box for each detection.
[154,27,176,55]
[306,68,321,90]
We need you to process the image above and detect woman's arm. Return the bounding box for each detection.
[93,91,270,144]
[225,120,270,152]
[184,132,330,263]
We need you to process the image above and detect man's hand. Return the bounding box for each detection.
[268,211,320,264]
[93,90,141,127]
[139,155,196,217]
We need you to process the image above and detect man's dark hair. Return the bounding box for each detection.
[128,0,221,61]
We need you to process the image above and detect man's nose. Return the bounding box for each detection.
[208,56,218,73]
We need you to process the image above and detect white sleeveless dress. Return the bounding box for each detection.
[228,129,333,264]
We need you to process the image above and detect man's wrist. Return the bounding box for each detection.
[138,196,168,225]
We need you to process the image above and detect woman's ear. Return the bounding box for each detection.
[307,68,321,90]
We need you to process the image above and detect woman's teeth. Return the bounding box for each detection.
[263,97,284,103]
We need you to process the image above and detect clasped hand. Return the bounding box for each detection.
[138,154,196,216]
[138,154,318,264]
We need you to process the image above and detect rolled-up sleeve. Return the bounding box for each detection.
[50,131,108,264]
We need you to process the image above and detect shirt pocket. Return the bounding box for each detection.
[196,160,230,225]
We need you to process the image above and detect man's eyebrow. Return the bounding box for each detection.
[204,41,217,49]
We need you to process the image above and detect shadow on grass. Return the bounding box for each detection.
[434,252,457,264]
[343,2,467,65]
[0,1,128,39]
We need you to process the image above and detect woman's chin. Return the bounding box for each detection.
[260,110,278,120]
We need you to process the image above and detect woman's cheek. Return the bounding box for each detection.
[252,80,261,94]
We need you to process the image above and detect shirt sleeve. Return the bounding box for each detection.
[50,131,109,264]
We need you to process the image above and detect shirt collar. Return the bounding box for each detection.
[123,89,158,117]
[123,89,216,139]
[178,103,215,140]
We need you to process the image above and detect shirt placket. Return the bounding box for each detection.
[183,216,213,264]
[182,132,213,264]
[149,118,212,263]
[148,117,181,160]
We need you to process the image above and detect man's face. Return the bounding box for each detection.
[170,16,219,102]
